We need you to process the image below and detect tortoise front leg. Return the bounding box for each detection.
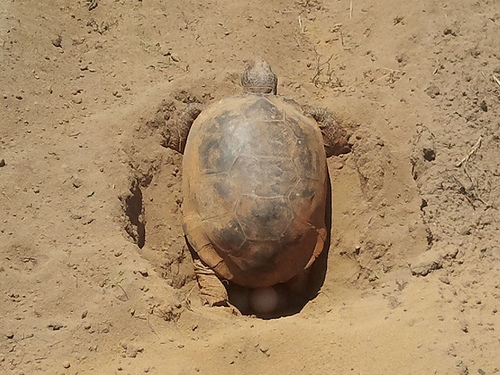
[304,107,351,158]
[162,103,204,154]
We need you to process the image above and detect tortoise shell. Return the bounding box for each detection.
[182,94,328,288]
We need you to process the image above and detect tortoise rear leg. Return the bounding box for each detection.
[162,103,204,154]
[304,107,351,157]
[192,257,229,307]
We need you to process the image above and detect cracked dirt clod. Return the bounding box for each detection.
[410,250,443,276]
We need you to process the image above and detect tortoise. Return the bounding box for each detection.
[166,59,350,313]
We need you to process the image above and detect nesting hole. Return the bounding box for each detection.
[123,181,146,249]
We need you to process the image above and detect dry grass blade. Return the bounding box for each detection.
[298,15,305,33]
[492,74,500,87]
[456,136,482,167]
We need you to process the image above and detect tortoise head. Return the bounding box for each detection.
[241,58,278,95]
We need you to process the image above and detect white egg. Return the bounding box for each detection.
[249,287,279,314]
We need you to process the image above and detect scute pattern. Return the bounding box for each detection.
[230,155,298,197]
[198,134,236,174]
[243,97,284,121]
[208,215,246,252]
[235,196,292,241]
[194,174,231,220]
[233,240,280,273]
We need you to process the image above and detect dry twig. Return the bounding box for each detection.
[311,51,342,88]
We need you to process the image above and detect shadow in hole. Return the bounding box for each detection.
[124,183,146,249]
[307,172,332,304]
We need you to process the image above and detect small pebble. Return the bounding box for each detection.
[443,27,456,36]
[438,276,450,285]
[460,320,469,333]
[0,159,5,167]
[259,345,270,357]
[423,147,436,161]
[47,323,63,331]
[62,361,71,369]
[52,35,62,48]
[425,85,440,99]
[125,343,143,358]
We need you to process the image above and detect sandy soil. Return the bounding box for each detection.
[2,0,500,374]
